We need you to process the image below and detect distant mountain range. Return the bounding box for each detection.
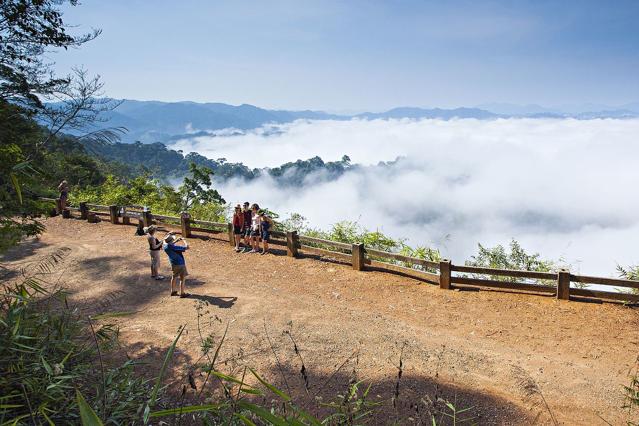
[83,99,639,143]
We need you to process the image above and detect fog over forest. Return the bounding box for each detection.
[171,118,639,275]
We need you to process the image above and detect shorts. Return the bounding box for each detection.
[233,225,242,235]
[171,264,188,279]
[243,227,252,238]
[250,228,260,237]
[150,250,161,268]
[261,230,270,242]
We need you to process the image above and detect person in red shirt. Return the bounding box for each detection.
[232,205,245,252]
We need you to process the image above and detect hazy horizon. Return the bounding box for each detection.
[107,97,639,115]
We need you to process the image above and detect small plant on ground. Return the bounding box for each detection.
[624,356,639,425]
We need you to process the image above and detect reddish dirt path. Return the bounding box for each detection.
[3,216,638,425]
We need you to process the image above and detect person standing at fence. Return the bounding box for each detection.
[163,233,190,297]
[249,203,261,253]
[258,209,274,255]
[242,202,252,250]
[145,225,165,280]
[232,205,244,252]
[57,180,69,212]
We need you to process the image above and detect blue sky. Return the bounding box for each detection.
[53,0,639,111]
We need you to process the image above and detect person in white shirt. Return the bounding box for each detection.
[144,225,165,280]
[249,203,261,253]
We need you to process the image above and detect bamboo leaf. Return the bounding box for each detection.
[149,403,226,417]
[41,356,53,375]
[249,368,291,402]
[234,413,257,426]
[236,401,288,426]
[144,325,185,424]
[75,389,104,426]
[9,173,22,205]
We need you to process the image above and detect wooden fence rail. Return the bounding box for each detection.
[40,197,639,305]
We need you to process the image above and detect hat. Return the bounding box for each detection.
[164,234,176,243]
[143,225,157,234]
[235,204,241,209]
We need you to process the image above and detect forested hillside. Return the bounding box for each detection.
[83,139,354,185]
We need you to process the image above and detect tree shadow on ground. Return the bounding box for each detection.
[0,238,63,282]
[57,254,231,317]
[137,351,537,425]
[0,237,50,263]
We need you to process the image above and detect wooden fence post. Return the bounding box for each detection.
[181,212,192,238]
[227,223,235,247]
[122,207,130,225]
[439,259,451,289]
[352,243,365,271]
[55,198,63,215]
[557,269,570,300]
[79,202,88,220]
[286,231,299,257]
[109,205,119,224]
[142,209,152,228]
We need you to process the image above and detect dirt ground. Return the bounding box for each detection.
[2,216,639,425]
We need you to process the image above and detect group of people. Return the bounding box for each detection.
[142,201,273,298]
[232,202,274,254]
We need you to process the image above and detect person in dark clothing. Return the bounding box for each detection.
[242,202,252,251]
[258,209,274,255]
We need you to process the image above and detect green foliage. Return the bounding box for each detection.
[84,140,257,182]
[0,99,133,254]
[617,265,639,296]
[303,220,401,252]
[180,162,225,209]
[71,164,228,223]
[278,212,309,232]
[0,0,99,111]
[321,380,380,424]
[267,155,353,186]
[76,390,104,426]
[83,140,355,186]
[0,252,153,424]
[465,239,557,283]
[625,357,639,425]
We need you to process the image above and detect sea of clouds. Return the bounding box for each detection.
[170,118,639,276]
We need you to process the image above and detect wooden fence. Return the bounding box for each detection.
[42,198,639,304]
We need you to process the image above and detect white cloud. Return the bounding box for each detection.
[170,118,639,276]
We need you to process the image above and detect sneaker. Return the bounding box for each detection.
[155,275,165,280]
[170,291,178,297]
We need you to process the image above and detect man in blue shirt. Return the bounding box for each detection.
[163,233,190,298]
